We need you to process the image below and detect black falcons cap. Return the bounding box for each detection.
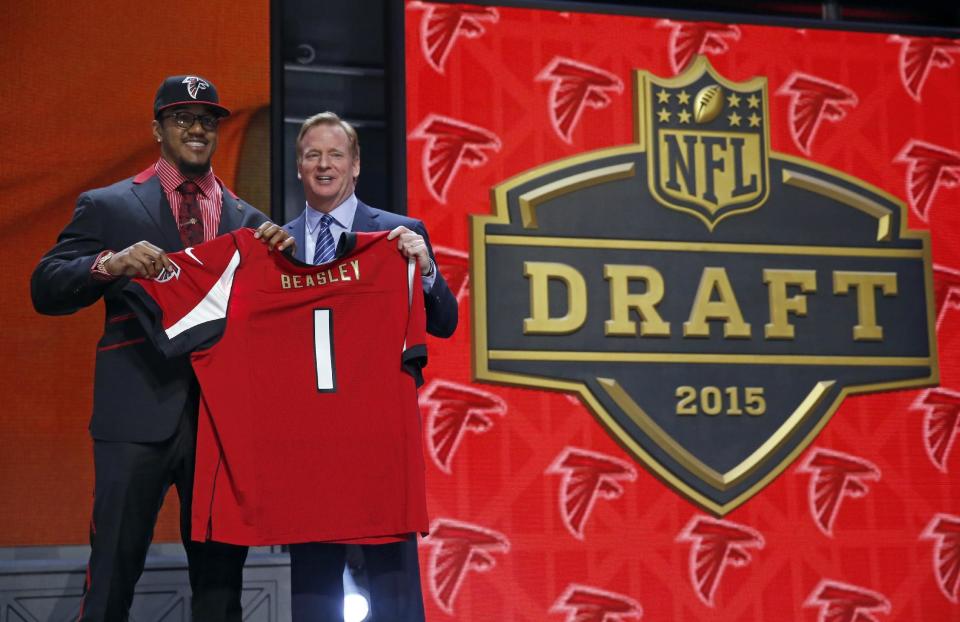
[153,75,230,118]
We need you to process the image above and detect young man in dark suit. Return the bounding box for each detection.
[283,111,458,621]
[31,74,293,621]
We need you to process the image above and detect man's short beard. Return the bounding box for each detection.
[178,159,212,177]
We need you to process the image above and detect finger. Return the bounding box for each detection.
[398,232,419,251]
[137,249,170,278]
[403,240,426,256]
[279,236,296,251]
[143,253,164,279]
[254,221,274,239]
[387,226,409,241]
[264,230,288,250]
[259,225,284,245]
[402,235,424,249]
[156,251,175,273]
[131,247,160,267]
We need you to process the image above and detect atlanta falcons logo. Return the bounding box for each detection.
[181,76,210,100]
[550,583,643,622]
[912,388,960,472]
[888,35,960,102]
[656,20,742,74]
[433,246,470,301]
[776,72,858,156]
[419,379,507,474]
[894,140,960,222]
[546,447,637,540]
[933,264,960,329]
[676,515,764,606]
[409,114,501,204]
[423,518,510,615]
[153,258,181,283]
[921,513,960,603]
[804,579,891,622]
[409,2,499,74]
[535,57,624,144]
[798,448,881,537]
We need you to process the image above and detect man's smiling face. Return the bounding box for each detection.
[297,123,360,213]
[152,103,221,178]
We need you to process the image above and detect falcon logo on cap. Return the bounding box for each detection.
[182,76,210,100]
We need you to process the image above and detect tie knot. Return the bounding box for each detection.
[180,181,199,195]
[319,213,334,228]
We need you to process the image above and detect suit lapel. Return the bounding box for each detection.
[131,176,182,251]
[218,190,243,237]
[352,201,380,233]
[286,212,308,262]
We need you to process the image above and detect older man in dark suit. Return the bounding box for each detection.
[31,74,293,621]
[282,111,458,621]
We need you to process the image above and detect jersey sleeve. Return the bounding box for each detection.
[402,257,428,387]
[122,231,244,358]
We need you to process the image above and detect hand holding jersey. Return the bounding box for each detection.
[102,240,177,278]
[388,225,435,277]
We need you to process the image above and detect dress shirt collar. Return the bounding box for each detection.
[305,193,358,234]
[155,158,217,198]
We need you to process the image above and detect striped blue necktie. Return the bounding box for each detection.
[312,213,336,265]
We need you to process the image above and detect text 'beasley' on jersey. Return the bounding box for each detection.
[123,228,429,546]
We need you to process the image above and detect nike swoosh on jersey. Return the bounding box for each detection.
[184,247,204,265]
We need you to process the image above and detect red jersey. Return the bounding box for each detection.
[125,228,428,545]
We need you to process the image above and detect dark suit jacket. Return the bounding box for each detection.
[283,200,458,338]
[31,166,269,442]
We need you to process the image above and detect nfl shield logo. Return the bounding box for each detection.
[643,57,770,230]
[471,55,936,515]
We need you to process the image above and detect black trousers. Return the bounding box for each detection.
[289,536,425,622]
[78,409,248,621]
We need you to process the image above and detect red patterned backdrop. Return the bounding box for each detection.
[404,3,960,620]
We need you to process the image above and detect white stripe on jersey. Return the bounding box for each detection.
[404,259,416,350]
[314,310,334,390]
[407,259,416,307]
[166,250,241,340]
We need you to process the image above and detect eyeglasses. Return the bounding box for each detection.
[163,111,221,131]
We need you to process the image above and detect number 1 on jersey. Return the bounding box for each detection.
[314,309,336,391]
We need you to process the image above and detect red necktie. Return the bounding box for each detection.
[178,181,205,246]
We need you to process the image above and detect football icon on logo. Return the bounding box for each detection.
[694,84,724,123]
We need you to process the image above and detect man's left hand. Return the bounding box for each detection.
[388,226,433,276]
[254,222,296,252]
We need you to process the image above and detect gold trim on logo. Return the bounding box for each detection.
[485,234,922,258]
[782,169,892,242]
[599,378,835,491]
[489,351,930,367]
[519,163,636,229]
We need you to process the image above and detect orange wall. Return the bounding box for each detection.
[0,0,269,545]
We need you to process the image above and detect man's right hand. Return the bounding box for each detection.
[104,241,176,278]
